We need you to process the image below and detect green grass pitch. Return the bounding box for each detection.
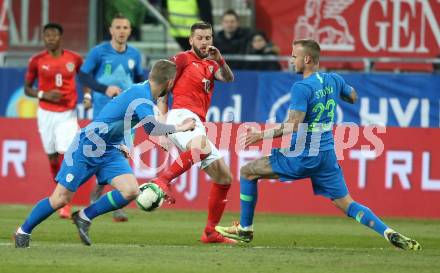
[0,205,439,273]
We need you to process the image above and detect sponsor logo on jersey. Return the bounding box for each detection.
[41,65,49,71]
[66,62,75,72]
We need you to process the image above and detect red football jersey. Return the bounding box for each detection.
[170,51,219,121]
[25,49,83,112]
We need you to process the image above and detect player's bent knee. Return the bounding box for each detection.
[49,195,71,209]
[332,195,354,213]
[240,164,256,180]
[120,188,140,201]
[217,171,233,184]
[188,136,212,154]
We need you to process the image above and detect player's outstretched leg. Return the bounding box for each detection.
[73,190,131,245]
[90,184,129,222]
[216,157,276,243]
[73,174,139,245]
[201,158,237,244]
[14,184,72,248]
[335,196,422,250]
[215,176,256,243]
[15,198,55,248]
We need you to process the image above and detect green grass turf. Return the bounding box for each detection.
[0,205,439,273]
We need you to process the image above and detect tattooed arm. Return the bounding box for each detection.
[244,110,306,147]
[209,46,234,82]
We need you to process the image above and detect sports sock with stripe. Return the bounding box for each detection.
[347,201,389,237]
[84,190,130,220]
[239,177,258,229]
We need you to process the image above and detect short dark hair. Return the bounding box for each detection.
[222,9,239,20]
[112,12,128,21]
[293,39,321,64]
[111,12,131,26]
[190,21,212,35]
[43,23,63,35]
[149,59,176,84]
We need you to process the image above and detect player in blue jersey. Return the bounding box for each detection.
[14,60,196,248]
[79,13,146,222]
[216,39,421,251]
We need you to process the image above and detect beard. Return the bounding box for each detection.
[193,46,208,59]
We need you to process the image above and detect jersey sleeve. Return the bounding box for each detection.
[170,52,189,80]
[331,73,352,97]
[25,56,38,84]
[75,54,84,73]
[135,104,154,120]
[289,82,309,112]
[132,88,154,120]
[80,47,100,74]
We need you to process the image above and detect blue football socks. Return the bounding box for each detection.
[84,190,130,220]
[21,198,55,234]
[347,201,388,237]
[239,177,258,228]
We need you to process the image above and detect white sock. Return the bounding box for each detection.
[79,209,91,222]
[383,228,395,241]
[239,224,253,231]
[17,227,30,235]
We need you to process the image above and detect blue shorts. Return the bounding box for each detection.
[269,148,348,199]
[55,138,132,192]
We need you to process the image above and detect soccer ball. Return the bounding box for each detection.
[136,182,165,212]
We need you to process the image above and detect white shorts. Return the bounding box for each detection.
[37,107,79,154]
[166,109,222,169]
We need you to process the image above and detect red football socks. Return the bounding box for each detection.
[49,154,64,182]
[205,183,231,233]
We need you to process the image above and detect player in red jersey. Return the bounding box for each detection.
[24,23,83,219]
[152,22,236,244]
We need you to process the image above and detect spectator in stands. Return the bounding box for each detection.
[214,9,251,69]
[162,0,213,50]
[103,0,147,41]
[243,31,281,71]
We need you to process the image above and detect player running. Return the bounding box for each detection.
[150,22,236,243]
[78,13,146,222]
[24,23,83,219]
[216,39,422,251]
[14,60,196,248]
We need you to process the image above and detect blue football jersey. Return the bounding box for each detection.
[289,72,352,156]
[80,42,144,117]
[83,81,154,147]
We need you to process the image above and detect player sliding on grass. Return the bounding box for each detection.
[14,60,196,248]
[216,39,422,251]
